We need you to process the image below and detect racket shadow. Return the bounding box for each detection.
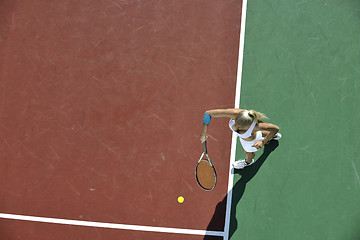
[203,139,279,240]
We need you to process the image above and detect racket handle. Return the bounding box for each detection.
[203,141,207,154]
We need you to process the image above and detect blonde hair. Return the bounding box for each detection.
[235,109,268,127]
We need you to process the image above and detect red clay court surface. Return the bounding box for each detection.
[0,1,243,239]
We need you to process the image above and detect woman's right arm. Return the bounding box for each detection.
[200,108,242,142]
[205,108,242,119]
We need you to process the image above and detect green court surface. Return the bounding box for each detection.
[230,0,360,239]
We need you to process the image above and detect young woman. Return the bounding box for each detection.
[200,108,281,169]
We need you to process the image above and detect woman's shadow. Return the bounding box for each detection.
[203,139,279,240]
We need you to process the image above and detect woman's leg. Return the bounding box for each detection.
[243,149,255,164]
[233,148,257,169]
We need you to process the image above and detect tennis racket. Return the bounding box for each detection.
[195,141,217,191]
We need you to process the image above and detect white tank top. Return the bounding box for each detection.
[229,119,256,139]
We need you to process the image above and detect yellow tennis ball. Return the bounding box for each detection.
[177,196,184,203]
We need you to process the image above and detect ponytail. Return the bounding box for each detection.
[248,110,268,122]
[235,109,268,127]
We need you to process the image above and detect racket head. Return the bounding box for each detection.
[195,158,217,191]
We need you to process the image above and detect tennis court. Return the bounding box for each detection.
[1,0,360,239]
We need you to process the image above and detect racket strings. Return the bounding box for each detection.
[196,160,216,190]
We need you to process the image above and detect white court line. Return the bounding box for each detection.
[223,0,248,240]
[0,213,224,237]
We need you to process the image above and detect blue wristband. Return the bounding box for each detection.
[203,113,212,125]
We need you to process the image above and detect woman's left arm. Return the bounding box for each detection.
[253,122,279,149]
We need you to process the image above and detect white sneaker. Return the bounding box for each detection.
[273,133,282,140]
[232,159,254,169]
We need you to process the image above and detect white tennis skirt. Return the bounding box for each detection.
[240,131,264,153]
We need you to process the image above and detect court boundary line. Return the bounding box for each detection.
[223,0,248,239]
[0,213,224,237]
